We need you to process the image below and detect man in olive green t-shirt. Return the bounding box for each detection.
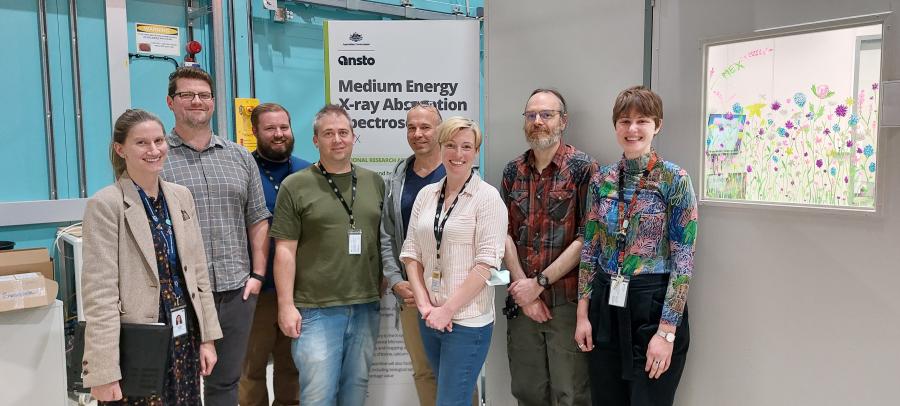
[270,104,385,405]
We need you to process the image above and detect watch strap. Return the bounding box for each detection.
[248,272,265,282]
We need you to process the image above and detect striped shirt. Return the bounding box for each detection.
[161,131,271,292]
[400,173,507,327]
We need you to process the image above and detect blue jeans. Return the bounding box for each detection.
[291,302,380,406]
[419,319,493,406]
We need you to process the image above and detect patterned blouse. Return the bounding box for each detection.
[578,151,698,326]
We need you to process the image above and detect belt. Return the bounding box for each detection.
[589,272,669,380]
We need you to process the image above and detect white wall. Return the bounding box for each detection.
[653,1,900,404]
[483,1,646,404]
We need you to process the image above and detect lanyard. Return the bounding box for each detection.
[615,152,658,276]
[433,171,474,263]
[317,162,357,228]
[254,151,292,191]
[134,183,185,302]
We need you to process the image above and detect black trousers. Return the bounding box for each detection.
[588,273,690,406]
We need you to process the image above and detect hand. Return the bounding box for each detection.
[520,300,552,323]
[90,381,123,402]
[645,333,674,379]
[243,276,263,301]
[392,281,416,306]
[278,304,302,338]
[508,277,544,307]
[574,315,594,352]
[424,305,454,332]
[199,341,217,376]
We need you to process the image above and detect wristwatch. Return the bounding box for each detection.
[657,330,675,343]
[536,273,550,289]
[248,272,265,282]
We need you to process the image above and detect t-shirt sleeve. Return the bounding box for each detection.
[269,181,301,241]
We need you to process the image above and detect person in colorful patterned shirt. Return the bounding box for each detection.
[574,86,698,406]
[502,88,597,406]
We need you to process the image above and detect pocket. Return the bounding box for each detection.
[444,214,476,243]
[299,307,321,323]
[548,189,574,221]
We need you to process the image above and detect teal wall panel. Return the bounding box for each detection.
[79,0,115,195]
[0,2,53,202]
[0,0,482,251]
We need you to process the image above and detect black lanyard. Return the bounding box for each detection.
[254,151,292,191]
[134,183,185,302]
[317,162,357,228]
[615,152,658,275]
[433,170,474,262]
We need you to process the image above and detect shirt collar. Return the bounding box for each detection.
[525,143,569,173]
[167,129,224,151]
[431,171,481,197]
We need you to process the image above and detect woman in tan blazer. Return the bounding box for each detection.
[81,109,223,404]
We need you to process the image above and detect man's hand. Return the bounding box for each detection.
[508,277,544,307]
[199,341,218,376]
[278,304,302,338]
[520,299,552,323]
[392,281,416,306]
[243,276,262,301]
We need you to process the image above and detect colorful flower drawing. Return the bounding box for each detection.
[835,104,848,117]
[706,41,881,208]
[793,92,807,107]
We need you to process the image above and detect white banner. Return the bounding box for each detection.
[325,20,481,176]
[325,20,481,406]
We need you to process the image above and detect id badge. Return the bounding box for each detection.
[171,306,188,338]
[431,264,441,293]
[608,275,629,308]
[348,229,362,255]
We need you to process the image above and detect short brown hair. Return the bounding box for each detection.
[251,103,291,132]
[437,116,483,149]
[313,104,353,135]
[612,85,663,127]
[168,67,214,97]
[110,109,165,178]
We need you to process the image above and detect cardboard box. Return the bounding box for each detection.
[0,248,54,281]
[0,272,58,313]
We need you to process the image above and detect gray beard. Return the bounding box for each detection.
[527,133,561,150]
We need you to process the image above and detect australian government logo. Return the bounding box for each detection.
[341,31,372,47]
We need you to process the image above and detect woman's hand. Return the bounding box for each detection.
[90,381,123,402]
[645,332,674,379]
[416,299,435,320]
[424,305,454,332]
[574,315,594,353]
[199,341,218,376]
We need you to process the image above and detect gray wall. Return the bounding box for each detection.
[483,1,646,404]
[653,1,900,405]
[485,0,900,405]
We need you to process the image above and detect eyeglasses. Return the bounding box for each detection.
[172,91,214,101]
[523,110,561,122]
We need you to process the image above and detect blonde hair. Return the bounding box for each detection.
[437,116,482,149]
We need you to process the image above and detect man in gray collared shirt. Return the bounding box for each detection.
[161,67,270,406]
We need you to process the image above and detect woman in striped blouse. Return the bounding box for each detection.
[574,86,698,406]
[400,116,507,406]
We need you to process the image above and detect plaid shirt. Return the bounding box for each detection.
[162,131,271,292]
[501,144,598,307]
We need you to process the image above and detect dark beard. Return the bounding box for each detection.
[257,138,295,162]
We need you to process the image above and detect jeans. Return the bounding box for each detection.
[419,320,493,406]
[291,302,381,406]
